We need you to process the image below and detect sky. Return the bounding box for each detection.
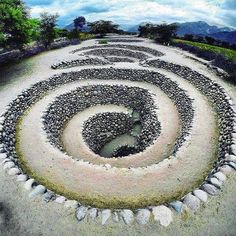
[24,0,236,29]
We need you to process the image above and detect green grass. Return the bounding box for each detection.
[173,39,236,62]
[98,39,108,44]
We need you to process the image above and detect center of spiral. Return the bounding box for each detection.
[82,111,142,158]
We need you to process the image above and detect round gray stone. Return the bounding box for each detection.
[120,209,134,225]
[136,209,151,225]
[76,206,88,221]
[29,185,46,198]
[152,205,173,227]
[213,172,226,182]
[202,183,219,195]
[193,189,208,202]
[87,208,98,220]
[101,209,111,225]
[183,193,201,212]
[209,177,222,188]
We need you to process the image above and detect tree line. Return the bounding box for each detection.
[0,0,122,50]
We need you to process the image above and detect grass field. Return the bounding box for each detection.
[173,39,236,62]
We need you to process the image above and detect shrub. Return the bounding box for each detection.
[98,39,108,44]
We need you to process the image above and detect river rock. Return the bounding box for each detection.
[213,172,226,182]
[3,161,15,170]
[209,177,222,188]
[193,189,208,202]
[220,165,234,174]
[43,191,56,202]
[225,155,236,163]
[55,196,66,204]
[136,209,151,225]
[231,144,236,155]
[201,184,219,195]
[87,208,98,220]
[169,201,183,213]
[228,161,236,170]
[112,212,119,223]
[24,178,35,190]
[8,167,20,175]
[183,193,201,212]
[16,174,27,182]
[64,200,78,209]
[152,205,173,227]
[120,209,134,225]
[76,206,88,221]
[0,153,7,159]
[29,185,46,198]
[101,209,111,225]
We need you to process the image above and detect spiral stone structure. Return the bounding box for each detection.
[0,36,235,227]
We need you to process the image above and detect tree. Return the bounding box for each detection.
[39,12,59,48]
[153,23,178,44]
[27,18,40,42]
[184,34,194,41]
[138,23,154,37]
[73,16,86,31]
[88,20,119,37]
[205,36,215,45]
[0,0,31,49]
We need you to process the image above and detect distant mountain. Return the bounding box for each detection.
[125,21,235,44]
[64,21,236,44]
[64,23,90,32]
[176,21,234,36]
[207,31,236,44]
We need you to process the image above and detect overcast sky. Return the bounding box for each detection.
[24,0,236,29]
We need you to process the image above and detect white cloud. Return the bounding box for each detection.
[26,0,236,28]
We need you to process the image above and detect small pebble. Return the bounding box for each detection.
[193,189,208,203]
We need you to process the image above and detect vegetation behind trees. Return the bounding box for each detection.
[138,23,178,45]
[88,20,119,37]
[39,12,59,48]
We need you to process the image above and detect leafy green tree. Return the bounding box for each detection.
[138,23,154,37]
[138,23,177,45]
[184,34,194,41]
[88,20,119,37]
[39,12,59,48]
[0,0,30,49]
[153,23,178,44]
[205,36,215,45]
[73,16,86,31]
[27,18,41,42]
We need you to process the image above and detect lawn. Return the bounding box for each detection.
[173,39,236,62]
